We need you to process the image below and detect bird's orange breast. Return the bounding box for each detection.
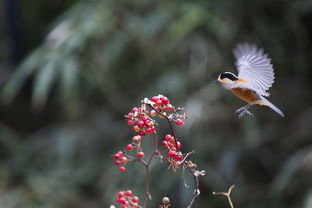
[231,88,264,105]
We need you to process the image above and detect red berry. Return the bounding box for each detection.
[177,141,181,148]
[114,151,123,159]
[151,96,159,102]
[132,107,139,113]
[169,136,175,143]
[121,156,127,163]
[144,120,151,127]
[127,119,133,126]
[175,119,184,125]
[132,196,139,203]
[137,152,145,158]
[145,127,152,133]
[125,190,132,196]
[175,154,183,161]
[119,197,126,204]
[114,154,121,160]
[118,191,124,198]
[165,104,173,111]
[156,100,163,106]
[115,160,121,166]
[161,96,169,104]
[133,125,140,132]
[141,116,148,121]
[127,144,133,151]
[139,130,146,137]
[171,146,177,151]
[151,126,155,132]
[119,166,126,172]
[132,135,142,142]
[168,151,177,157]
[162,141,168,146]
[124,201,129,206]
[137,120,144,128]
[133,203,139,208]
[165,134,172,141]
[116,197,123,203]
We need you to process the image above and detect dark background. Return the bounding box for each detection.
[0,0,312,207]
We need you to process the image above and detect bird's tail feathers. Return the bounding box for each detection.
[261,97,284,117]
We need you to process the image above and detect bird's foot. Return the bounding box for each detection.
[238,109,253,119]
[235,106,246,114]
[236,105,253,119]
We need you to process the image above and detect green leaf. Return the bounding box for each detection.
[271,146,312,193]
[1,49,43,104]
[59,58,80,114]
[32,61,59,108]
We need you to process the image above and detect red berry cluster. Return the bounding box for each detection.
[114,151,128,172]
[162,134,183,161]
[112,95,190,206]
[114,136,146,173]
[150,95,186,126]
[127,108,156,137]
[116,190,141,208]
[114,95,186,173]
[127,135,142,151]
[151,95,173,112]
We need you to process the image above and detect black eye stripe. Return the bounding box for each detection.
[220,73,238,81]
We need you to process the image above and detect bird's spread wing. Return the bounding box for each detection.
[233,43,275,96]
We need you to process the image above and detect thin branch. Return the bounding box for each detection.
[123,152,147,166]
[147,103,202,208]
[143,133,159,207]
[123,130,161,208]
[147,104,179,150]
[147,132,159,166]
[185,165,201,208]
[212,185,236,208]
[143,165,151,207]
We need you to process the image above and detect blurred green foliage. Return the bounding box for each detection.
[0,0,312,208]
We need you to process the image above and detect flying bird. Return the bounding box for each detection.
[217,43,284,118]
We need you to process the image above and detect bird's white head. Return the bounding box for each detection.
[217,72,238,89]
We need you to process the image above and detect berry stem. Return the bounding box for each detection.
[143,132,160,207]
[143,164,151,208]
[212,185,236,208]
[147,103,201,208]
[147,104,179,151]
[185,166,200,208]
[124,132,160,208]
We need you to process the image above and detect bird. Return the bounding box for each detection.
[216,43,284,118]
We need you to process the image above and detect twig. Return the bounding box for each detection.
[123,137,157,208]
[185,166,201,208]
[143,133,159,207]
[212,185,236,208]
[147,104,179,150]
[147,103,202,208]
[143,165,151,207]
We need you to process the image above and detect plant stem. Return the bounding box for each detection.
[185,165,200,208]
[143,164,151,207]
[147,104,179,150]
[143,133,159,207]
[212,185,235,208]
[148,103,201,208]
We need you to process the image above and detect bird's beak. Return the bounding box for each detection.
[214,79,220,83]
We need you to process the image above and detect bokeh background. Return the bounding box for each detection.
[0,0,312,208]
